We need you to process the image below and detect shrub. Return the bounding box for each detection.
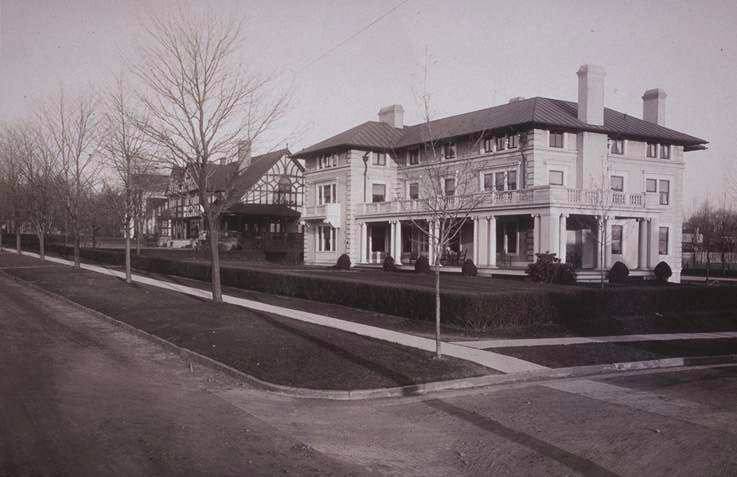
[526,252,576,285]
[608,261,630,284]
[654,261,672,284]
[461,259,477,277]
[335,253,351,270]
[414,255,431,273]
[382,254,397,272]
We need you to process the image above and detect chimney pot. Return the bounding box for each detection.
[508,96,525,103]
[642,88,667,126]
[577,64,606,126]
[378,104,404,128]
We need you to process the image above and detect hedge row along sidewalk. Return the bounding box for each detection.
[0,251,495,390]
[6,239,737,335]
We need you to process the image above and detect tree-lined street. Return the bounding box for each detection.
[1,262,737,476]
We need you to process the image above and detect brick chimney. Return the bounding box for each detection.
[576,64,606,126]
[642,88,667,125]
[378,104,404,128]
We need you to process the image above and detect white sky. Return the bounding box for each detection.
[1,0,735,210]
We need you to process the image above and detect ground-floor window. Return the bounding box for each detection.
[318,225,336,252]
[611,225,623,255]
[659,226,669,255]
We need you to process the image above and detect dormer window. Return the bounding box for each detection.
[610,139,624,155]
[660,144,671,159]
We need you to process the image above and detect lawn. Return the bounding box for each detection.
[0,251,491,390]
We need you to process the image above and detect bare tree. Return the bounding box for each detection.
[0,124,28,253]
[39,89,100,268]
[100,77,152,283]
[133,10,290,302]
[404,94,492,358]
[19,126,61,261]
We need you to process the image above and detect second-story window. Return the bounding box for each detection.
[610,139,624,155]
[659,227,669,255]
[495,136,506,151]
[646,178,657,193]
[660,144,671,159]
[659,179,670,205]
[507,134,518,149]
[408,149,419,165]
[549,131,564,148]
[444,177,456,196]
[408,182,419,200]
[372,183,386,202]
[442,143,456,160]
[372,152,386,166]
[647,142,658,158]
[611,175,624,192]
[507,170,518,190]
[318,183,336,205]
[495,172,505,191]
[483,138,494,153]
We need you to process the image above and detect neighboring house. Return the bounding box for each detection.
[161,149,304,250]
[131,172,169,240]
[295,64,707,282]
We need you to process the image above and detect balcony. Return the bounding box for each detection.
[355,186,652,218]
[301,203,341,227]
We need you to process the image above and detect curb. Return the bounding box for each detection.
[2,250,737,401]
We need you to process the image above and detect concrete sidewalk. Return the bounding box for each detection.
[452,332,737,349]
[0,249,546,374]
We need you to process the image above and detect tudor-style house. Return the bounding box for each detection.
[295,65,707,282]
[161,148,304,250]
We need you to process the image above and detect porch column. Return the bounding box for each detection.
[395,220,403,265]
[487,216,497,268]
[596,215,605,269]
[559,213,568,263]
[389,221,395,260]
[367,224,373,263]
[547,213,559,257]
[648,217,659,268]
[604,216,613,269]
[472,217,479,264]
[637,218,647,269]
[360,222,368,263]
[533,214,541,257]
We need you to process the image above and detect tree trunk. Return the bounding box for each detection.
[209,219,223,303]
[124,221,132,284]
[136,217,142,256]
[38,230,45,261]
[15,228,21,254]
[435,264,442,358]
[72,211,80,268]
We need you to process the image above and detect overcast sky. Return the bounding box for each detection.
[1,0,735,210]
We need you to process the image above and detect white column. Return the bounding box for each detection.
[472,217,479,264]
[389,221,396,259]
[488,216,497,268]
[603,216,612,269]
[359,222,367,263]
[367,224,373,263]
[547,213,559,257]
[533,214,541,256]
[559,213,568,263]
[395,220,403,265]
[648,217,659,268]
[637,218,647,269]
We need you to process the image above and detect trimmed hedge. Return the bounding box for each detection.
[7,234,737,332]
[608,261,630,284]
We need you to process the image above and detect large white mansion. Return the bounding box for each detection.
[295,65,707,282]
